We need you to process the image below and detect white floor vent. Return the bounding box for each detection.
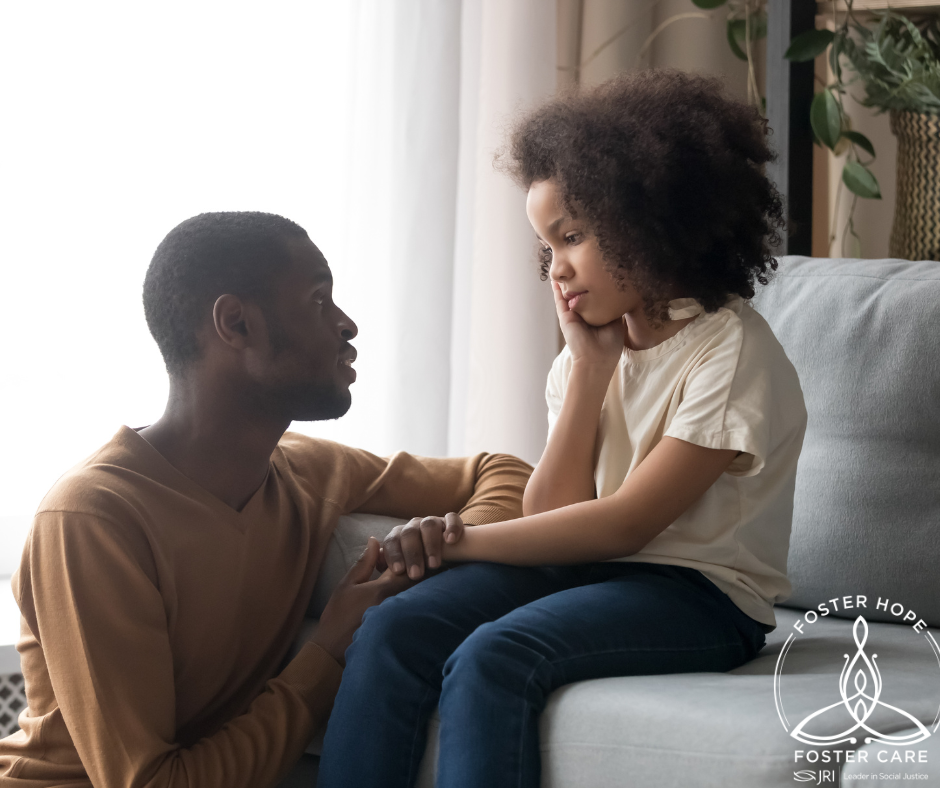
[0,673,25,738]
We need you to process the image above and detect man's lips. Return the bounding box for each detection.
[564,291,587,309]
[338,346,357,380]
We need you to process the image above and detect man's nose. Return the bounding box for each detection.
[336,307,358,340]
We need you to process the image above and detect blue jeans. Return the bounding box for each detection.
[318,561,766,788]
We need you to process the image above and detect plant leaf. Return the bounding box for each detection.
[727,20,748,60]
[786,29,835,62]
[843,161,882,198]
[842,130,876,157]
[810,90,842,149]
[840,10,940,114]
[830,31,843,81]
[692,0,726,7]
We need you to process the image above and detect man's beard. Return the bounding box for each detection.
[248,371,351,423]
[263,312,352,422]
[282,379,351,422]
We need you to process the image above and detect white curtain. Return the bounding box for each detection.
[0,1,559,586]
[296,0,560,462]
[452,0,559,460]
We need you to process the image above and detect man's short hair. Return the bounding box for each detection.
[143,211,310,376]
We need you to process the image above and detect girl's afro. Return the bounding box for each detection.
[502,69,786,320]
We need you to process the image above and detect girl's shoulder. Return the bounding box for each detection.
[688,296,792,371]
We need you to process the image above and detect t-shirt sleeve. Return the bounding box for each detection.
[16,510,342,788]
[663,319,773,477]
[545,347,571,437]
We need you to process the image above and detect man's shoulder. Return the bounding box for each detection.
[275,431,355,467]
[36,427,156,524]
[273,431,361,500]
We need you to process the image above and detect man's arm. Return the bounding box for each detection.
[17,511,344,788]
[341,448,532,578]
[343,449,532,525]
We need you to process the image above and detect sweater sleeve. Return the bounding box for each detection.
[341,449,532,525]
[16,510,343,788]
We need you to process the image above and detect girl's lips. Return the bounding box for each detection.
[566,292,586,309]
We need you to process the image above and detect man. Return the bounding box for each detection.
[0,212,530,787]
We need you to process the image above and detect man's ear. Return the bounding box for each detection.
[212,294,258,351]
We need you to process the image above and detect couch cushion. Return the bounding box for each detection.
[414,609,940,787]
[751,257,940,625]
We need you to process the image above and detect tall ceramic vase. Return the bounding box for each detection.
[889,110,940,261]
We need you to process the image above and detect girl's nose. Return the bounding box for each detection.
[549,253,572,281]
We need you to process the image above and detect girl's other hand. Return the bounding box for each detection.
[552,281,622,371]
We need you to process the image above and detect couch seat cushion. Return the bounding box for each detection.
[413,609,940,787]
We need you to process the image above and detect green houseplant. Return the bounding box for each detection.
[788,7,940,258]
[836,12,940,259]
[692,0,940,258]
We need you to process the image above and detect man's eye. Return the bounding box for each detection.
[313,294,325,305]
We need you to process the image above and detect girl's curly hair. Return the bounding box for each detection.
[501,69,785,322]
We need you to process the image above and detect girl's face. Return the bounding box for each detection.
[525,178,642,326]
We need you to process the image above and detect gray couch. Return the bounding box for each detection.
[302,256,940,787]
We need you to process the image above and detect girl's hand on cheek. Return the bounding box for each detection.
[552,281,622,372]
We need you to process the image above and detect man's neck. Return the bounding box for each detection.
[138,376,290,512]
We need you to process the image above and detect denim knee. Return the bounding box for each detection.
[442,621,552,705]
[345,594,417,667]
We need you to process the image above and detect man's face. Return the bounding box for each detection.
[247,237,358,422]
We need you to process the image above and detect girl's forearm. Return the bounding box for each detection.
[451,437,740,568]
[446,494,639,566]
[523,362,612,516]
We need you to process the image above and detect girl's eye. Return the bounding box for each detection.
[565,232,581,245]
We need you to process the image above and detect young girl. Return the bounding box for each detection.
[317,70,807,788]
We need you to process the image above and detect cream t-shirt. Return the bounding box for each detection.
[546,296,807,628]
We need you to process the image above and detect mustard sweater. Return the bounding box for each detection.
[0,426,531,787]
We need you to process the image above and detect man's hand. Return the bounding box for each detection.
[312,537,412,666]
[379,512,465,580]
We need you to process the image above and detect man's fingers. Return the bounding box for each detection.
[383,526,409,575]
[377,566,415,595]
[443,512,464,545]
[344,537,380,586]
[399,520,426,580]
[420,516,444,569]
